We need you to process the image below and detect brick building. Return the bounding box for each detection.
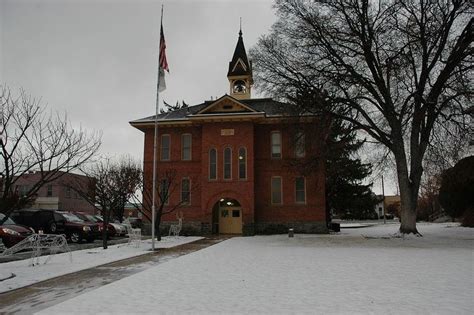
[14,171,95,214]
[131,30,328,235]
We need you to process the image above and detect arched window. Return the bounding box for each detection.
[238,147,247,180]
[224,147,232,180]
[209,148,217,180]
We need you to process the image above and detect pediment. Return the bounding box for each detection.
[196,95,256,114]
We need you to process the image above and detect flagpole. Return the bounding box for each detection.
[151,4,164,251]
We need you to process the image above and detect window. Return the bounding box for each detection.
[209,148,217,180]
[295,131,305,158]
[295,177,306,204]
[238,147,247,180]
[271,177,282,204]
[181,134,192,160]
[46,185,53,197]
[181,178,190,204]
[161,135,170,161]
[66,187,71,198]
[271,131,281,158]
[160,179,169,205]
[224,147,232,180]
[18,185,29,197]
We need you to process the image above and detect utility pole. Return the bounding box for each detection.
[382,175,386,224]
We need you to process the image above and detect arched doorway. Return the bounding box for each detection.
[212,198,242,234]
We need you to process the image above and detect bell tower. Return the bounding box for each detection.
[227,26,253,100]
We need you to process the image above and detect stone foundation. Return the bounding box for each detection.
[143,221,328,236]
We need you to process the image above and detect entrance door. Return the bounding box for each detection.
[219,206,242,234]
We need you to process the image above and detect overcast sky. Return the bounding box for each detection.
[1,0,396,194]
[1,0,275,156]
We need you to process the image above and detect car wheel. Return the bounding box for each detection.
[49,222,57,233]
[70,232,81,243]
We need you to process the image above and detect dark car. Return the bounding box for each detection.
[74,212,114,237]
[11,209,66,234]
[11,209,100,243]
[0,213,34,248]
[58,212,100,243]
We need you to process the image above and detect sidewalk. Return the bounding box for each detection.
[0,236,228,314]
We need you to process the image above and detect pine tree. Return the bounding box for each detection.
[325,120,377,220]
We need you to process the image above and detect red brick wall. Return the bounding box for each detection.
[140,119,326,231]
[254,123,326,223]
[142,126,203,222]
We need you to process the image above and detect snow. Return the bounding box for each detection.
[37,223,473,314]
[0,236,203,293]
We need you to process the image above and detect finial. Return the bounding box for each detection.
[239,17,242,36]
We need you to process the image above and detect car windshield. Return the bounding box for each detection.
[0,213,17,225]
[61,213,84,223]
[85,215,98,222]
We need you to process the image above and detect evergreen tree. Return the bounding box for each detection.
[325,120,377,220]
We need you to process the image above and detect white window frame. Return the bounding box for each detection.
[271,131,282,159]
[181,134,192,161]
[295,177,306,204]
[161,134,171,161]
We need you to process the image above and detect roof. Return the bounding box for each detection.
[130,96,301,125]
[227,30,252,77]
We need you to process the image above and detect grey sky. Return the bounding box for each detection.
[1,0,275,157]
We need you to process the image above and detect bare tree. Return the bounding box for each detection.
[251,0,473,234]
[71,157,142,249]
[110,156,142,222]
[131,169,199,241]
[0,86,101,222]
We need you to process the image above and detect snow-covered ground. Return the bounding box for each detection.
[38,223,473,314]
[0,236,202,293]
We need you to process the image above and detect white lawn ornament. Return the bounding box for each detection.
[1,234,71,266]
[168,211,183,237]
[123,219,142,247]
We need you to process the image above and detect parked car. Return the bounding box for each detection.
[11,209,100,243]
[0,213,34,248]
[94,215,127,237]
[11,209,66,234]
[57,212,100,243]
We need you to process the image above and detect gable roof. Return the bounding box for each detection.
[129,96,299,126]
[196,95,257,114]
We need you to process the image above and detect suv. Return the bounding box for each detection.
[11,209,100,243]
[11,209,66,234]
[58,212,100,243]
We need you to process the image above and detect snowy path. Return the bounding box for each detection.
[0,236,202,293]
[38,223,474,314]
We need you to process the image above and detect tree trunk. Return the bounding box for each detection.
[155,216,162,241]
[102,225,108,249]
[393,143,421,235]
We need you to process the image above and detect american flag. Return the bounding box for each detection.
[158,22,169,92]
[159,22,169,72]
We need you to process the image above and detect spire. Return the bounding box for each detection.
[239,17,242,37]
[227,23,252,77]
